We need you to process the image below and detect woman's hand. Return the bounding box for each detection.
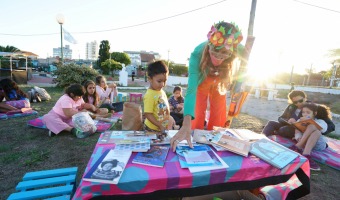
[170,115,193,152]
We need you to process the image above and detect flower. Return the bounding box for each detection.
[210,31,225,47]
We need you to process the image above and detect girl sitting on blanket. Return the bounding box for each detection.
[291,103,330,171]
[42,84,92,138]
[0,78,30,113]
[95,75,118,113]
[82,80,109,117]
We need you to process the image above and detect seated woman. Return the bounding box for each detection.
[42,84,91,138]
[0,78,29,113]
[262,90,335,138]
[95,75,119,112]
[168,86,184,127]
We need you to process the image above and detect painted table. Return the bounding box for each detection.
[73,133,310,200]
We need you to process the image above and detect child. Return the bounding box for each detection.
[82,80,109,117]
[292,103,329,171]
[144,61,174,133]
[168,86,184,127]
[95,75,118,112]
[42,84,91,138]
[0,78,30,113]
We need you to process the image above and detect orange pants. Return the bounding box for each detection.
[191,76,227,130]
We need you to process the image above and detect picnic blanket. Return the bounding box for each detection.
[268,135,340,171]
[260,135,340,200]
[0,110,38,120]
[27,112,123,133]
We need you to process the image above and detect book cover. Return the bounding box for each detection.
[115,141,150,152]
[281,118,322,133]
[151,130,193,145]
[176,144,222,168]
[210,133,251,157]
[132,145,170,167]
[99,130,156,144]
[250,138,299,169]
[83,149,132,184]
[189,150,229,173]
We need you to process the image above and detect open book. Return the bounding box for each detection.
[210,133,251,157]
[282,118,322,132]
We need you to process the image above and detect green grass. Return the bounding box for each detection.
[330,101,340,114]
[24,149,50,166]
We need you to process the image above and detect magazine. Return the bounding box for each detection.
[99,130,157,144]
[176,144,222,168]
[189,150,229,173]
[83,149,132,184]
[282,119,322,133]
[132,146,170,167]
[115,141,151,152]
[210,132,251,157]
[151,130,193,145]
[250,138,299,169]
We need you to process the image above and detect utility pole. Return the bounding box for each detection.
[289,65,294,83]
[233,0,257,93]
[307,63,312,86]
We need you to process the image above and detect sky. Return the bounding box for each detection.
[1,0,340,79]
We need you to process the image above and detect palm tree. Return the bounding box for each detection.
[0,45,20,52]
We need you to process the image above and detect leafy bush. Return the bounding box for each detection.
[169,64,188,76]
[53,63,99,87]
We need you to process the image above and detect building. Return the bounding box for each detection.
[124,50,160,75]
[86,41,98,60]
[53,45,72,59]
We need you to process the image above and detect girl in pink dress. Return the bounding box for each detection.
[42,84,91,138]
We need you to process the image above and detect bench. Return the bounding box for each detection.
[8,167,78,200]
[254,88,278,101]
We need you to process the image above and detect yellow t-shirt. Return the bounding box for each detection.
[143,89,170,131]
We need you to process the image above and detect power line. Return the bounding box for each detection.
[0,0,228,37]
[292,0,340,14]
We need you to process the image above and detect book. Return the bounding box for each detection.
[176,144,222,168]
[99,130,157,144]
[282,118,322,133]
[150,130,193,145]
[115,141,151,152]
[83,149,132,184]
[210,132,251,157]
[250,138,299,169]
[188,150,229,173]
[132,145,170,167]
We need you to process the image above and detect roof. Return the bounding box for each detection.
[0,51,38,57]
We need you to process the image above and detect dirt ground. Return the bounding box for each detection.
[0,80,339,200]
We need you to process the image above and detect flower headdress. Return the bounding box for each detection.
[207,21,243,53]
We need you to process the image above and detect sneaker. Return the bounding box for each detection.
[48,130,56,137]
[71,128,90,139]
[304,154,320,171]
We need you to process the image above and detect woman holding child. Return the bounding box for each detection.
[170,21,243,150]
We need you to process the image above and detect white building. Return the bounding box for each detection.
[53,45,72,59]
[124,50,160,75]
[86,41,98,60]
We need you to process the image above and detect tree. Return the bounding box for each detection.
[101,59,122,76]
[0,45,20,52]
[98,40,110,73]
[111,52,131,66]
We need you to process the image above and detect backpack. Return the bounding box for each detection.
[33,86,51,101]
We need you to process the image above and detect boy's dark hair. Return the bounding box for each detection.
[65,84,85,97]
[288,90,306,101]
[147,61,168,78]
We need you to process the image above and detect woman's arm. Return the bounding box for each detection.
[278,104,295,123]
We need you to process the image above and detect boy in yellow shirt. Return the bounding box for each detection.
[144,61,174,133]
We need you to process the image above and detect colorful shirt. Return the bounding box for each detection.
[143,89,170,131]
[52,94,84,118]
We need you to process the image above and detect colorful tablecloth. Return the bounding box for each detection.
[73,133,310,200]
